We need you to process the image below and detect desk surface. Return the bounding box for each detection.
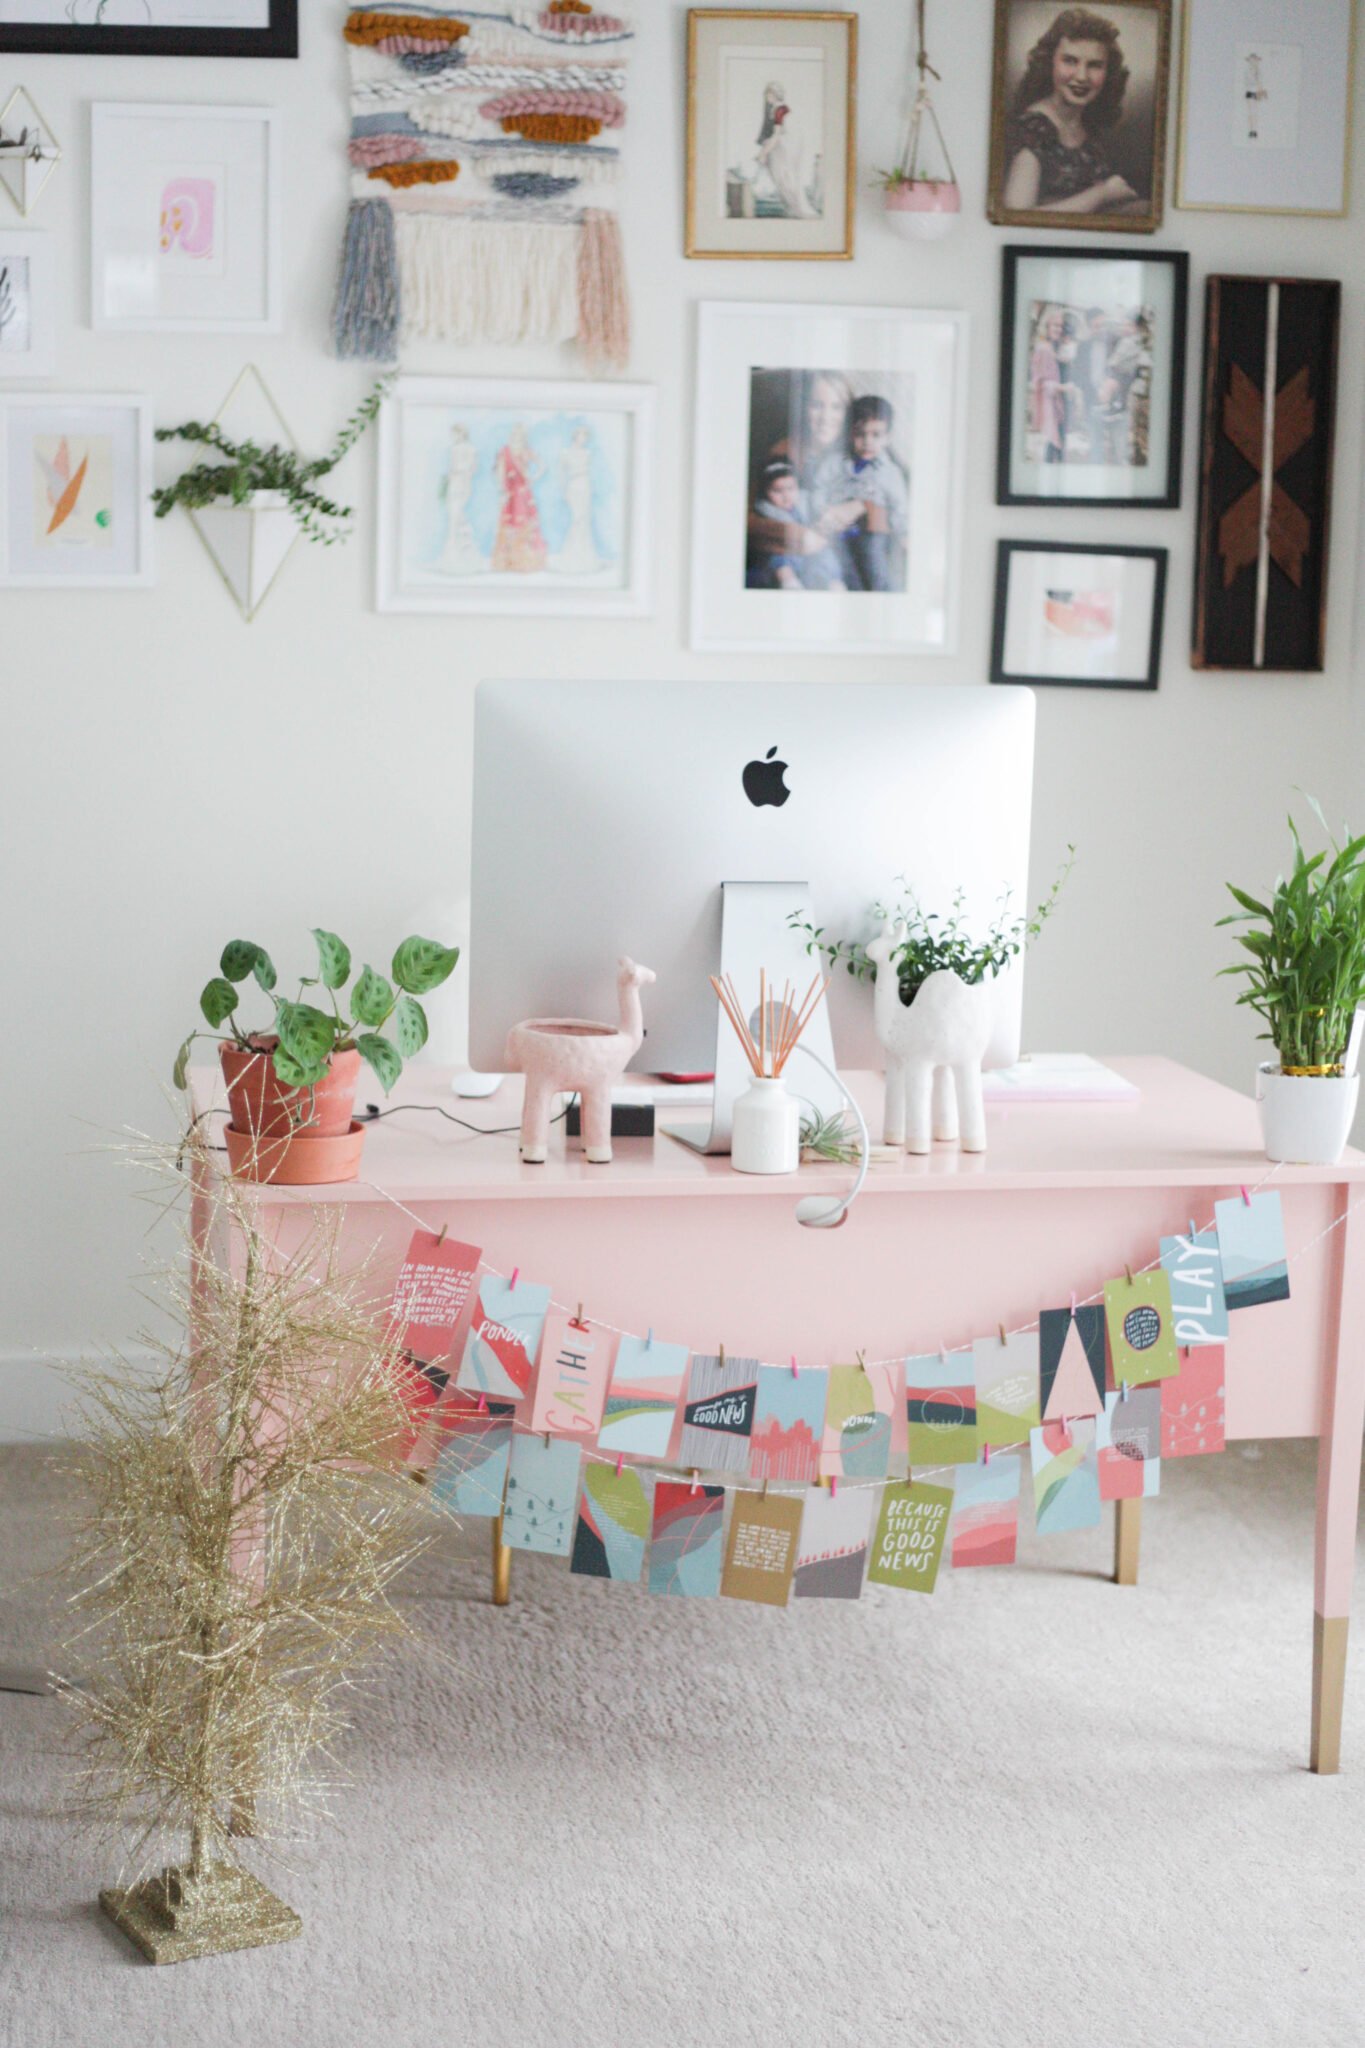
[190,1056,1365,1205]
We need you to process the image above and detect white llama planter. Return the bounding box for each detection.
[867,920,996,1154]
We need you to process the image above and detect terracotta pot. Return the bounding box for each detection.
[225,1120,366,1186]
[219,1040,361,1143]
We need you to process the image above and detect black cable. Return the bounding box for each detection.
[355,1097,576,1139]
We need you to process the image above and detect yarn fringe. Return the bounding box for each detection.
[396,212,580,346]
[332,197,400,362]
[368,158,461,186]
[346,11,470,45]
[502,112,603,142]
[577,206,628,369]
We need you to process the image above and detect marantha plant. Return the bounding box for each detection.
[1219,805,1365,1074]
[174,929,459,1094]
[791,849,1073,1009]
[151,377,392,546]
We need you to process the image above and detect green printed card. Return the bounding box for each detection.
[866,1481,952,1593]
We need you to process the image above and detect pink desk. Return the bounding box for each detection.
[191,1055,1365,1774]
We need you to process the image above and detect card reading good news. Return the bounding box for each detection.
[905,1351,978,1466]
[571,1462,652,1582]
[867,1481,952,1594]
[1214,1190,1290,1309]
[456,1274,552,1401]
[1103,1270,1179,1383]
[973,1332,1041,1449]
[598,1333,689,1462]
[1038,1306,1105,1422]
[1159,1230,1229,1346]
[749,1364,826,1485]
[679,1354,758,1474]
[529,1309,611,1439]
[721,1489,804,1607]
[390,1230,482,1364]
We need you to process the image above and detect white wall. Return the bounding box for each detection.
[4,1,1363,1438]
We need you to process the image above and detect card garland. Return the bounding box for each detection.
[333,2,632,367]
[387,1191,1285,1607]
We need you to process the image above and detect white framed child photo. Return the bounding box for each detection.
[376,377,654,617]
[690,301,968,655]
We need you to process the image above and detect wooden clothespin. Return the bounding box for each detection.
[998,1322,1008,1346]
[436,1223,448,1246]
[1125,1263,1134,1286]
[574,1300,586,1330]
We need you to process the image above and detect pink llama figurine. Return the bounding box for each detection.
[504,958,656,1164]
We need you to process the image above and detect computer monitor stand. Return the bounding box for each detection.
[661,880,846,1156]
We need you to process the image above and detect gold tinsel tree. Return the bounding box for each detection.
[59,1138,430,1963]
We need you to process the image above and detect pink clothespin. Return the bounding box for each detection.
[1240,1185,1251,1206]
[476,1392,487,1414]
[831,1475,839,1499]
[983,1441,991,1465]
[509,1267,519,1290]
[791,1353,799,1378]
[689,1469,701,1496]
[615,1453,624,1478]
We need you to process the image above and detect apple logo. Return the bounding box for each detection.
[742,745,790,809]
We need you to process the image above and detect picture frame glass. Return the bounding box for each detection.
[0,232,51,375]
[1179,0,1351,214]
[999,546,1160,684]
[3,399,147,582]
[1005,250,1180,502]
[691,302,965,654]
[689,11,854,257]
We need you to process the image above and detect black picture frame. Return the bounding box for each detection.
[990,539,1168,690]
[997,243,1188,509]
[0,3,297,58]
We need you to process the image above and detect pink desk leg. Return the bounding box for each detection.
[1313,1190,1365,1773]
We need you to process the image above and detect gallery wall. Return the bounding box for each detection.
[3,0,1363,1437]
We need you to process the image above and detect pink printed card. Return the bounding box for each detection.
[1161,1347,1226,1459]
[529,1308,612,1439]
[389,1230,481,1364]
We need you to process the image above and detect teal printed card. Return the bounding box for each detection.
[750,1364,826,1484]
[503,1433,581,1554]
[429,1397,514,1519]
[1214,1191,1290,1309]
[598,1333,688,1461]
[1030,1418,1101,1535]
[1159,1230,1229,1345]
[648,1481,724,1597]
[571,1464,652,1582]
[455,1273,552,1401]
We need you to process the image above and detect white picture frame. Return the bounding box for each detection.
[0,391,154,587]
[0,228,54,377]
[376,376,654,618]
[90,102,281,333]
[1177,0,1354,216]
[690,300,967,656]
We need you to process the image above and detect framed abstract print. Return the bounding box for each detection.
[0,391,153,588]
[987,0,1171,233]
[690,300,967,656]
[991,540,1167,689]
[686,9,857,259]
[90,103,281,334]
[997,244,1187,507]
[1192,276,1339,673]
[376,377,654,618]
[1177,0,1353,215]
[0,3,297,59]
[0,229,53,377]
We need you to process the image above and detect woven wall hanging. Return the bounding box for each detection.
[333,4,632,369]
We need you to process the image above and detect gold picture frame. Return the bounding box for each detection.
[986,0,1171,234]
[685,9,857,261]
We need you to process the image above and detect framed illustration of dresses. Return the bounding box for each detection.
[1177,0,1353,215]
[375,377,654,618]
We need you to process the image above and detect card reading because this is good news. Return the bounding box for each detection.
[867,1481,952,1593]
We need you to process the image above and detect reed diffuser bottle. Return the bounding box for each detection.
[710,969,829,1175]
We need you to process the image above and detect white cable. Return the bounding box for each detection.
[789,1043,870,1229]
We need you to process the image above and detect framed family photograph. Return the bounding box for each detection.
[1177,0,1353,216]
[0,2,297,59]
[685,9,857,259]
[0,391,153,588]
[987,0,1171,232]
[991,539,1167,688]
[690,300,967,655]
[0,228,53,377]
[376,377,654,618]
[997,243,1187,506]
[90,104,281,333]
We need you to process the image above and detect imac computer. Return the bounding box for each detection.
[469,680,1035,1149]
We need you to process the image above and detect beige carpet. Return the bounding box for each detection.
[2,1439,1363,2048]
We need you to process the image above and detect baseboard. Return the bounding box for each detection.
[0,1348,157,1444]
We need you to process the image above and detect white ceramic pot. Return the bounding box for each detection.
[1256,1062,1359,1164]
[731,1076,800,1175]
[883,180,961,241]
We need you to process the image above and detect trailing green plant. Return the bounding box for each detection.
[790,849,1074,1009]
[151,377,393,546]
[1218,805,1365,1074]
[173,929,459,1095]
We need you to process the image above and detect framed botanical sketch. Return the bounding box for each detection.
[0,229,53,377]
[987,0,1171,232]
[1193,276,1340,673]
[690,300,967,655]
[997,244,1188,507]
[991,539,1167,688]
[0,3,297,59]
[376,377,654,618]
[0,392,153,588]
[685,9,857,259]
[1177,0,1353,216]
[90,103,281,334]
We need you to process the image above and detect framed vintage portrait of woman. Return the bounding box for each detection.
[997,244,1188,507]
[990,539,1167,688]
[686,10,857,259]
[987,0,1172,232]
[1177,0,1353,216]
[376,377,654,618]
[690,300,967,654]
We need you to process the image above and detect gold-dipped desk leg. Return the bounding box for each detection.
[1113,1498,1142,1586]
[1311,1614,1349,1774]
[492,1515,511,1607]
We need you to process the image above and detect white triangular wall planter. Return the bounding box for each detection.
[190,493,299,622]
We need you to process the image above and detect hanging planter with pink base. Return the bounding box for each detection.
[877,0,961,242]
